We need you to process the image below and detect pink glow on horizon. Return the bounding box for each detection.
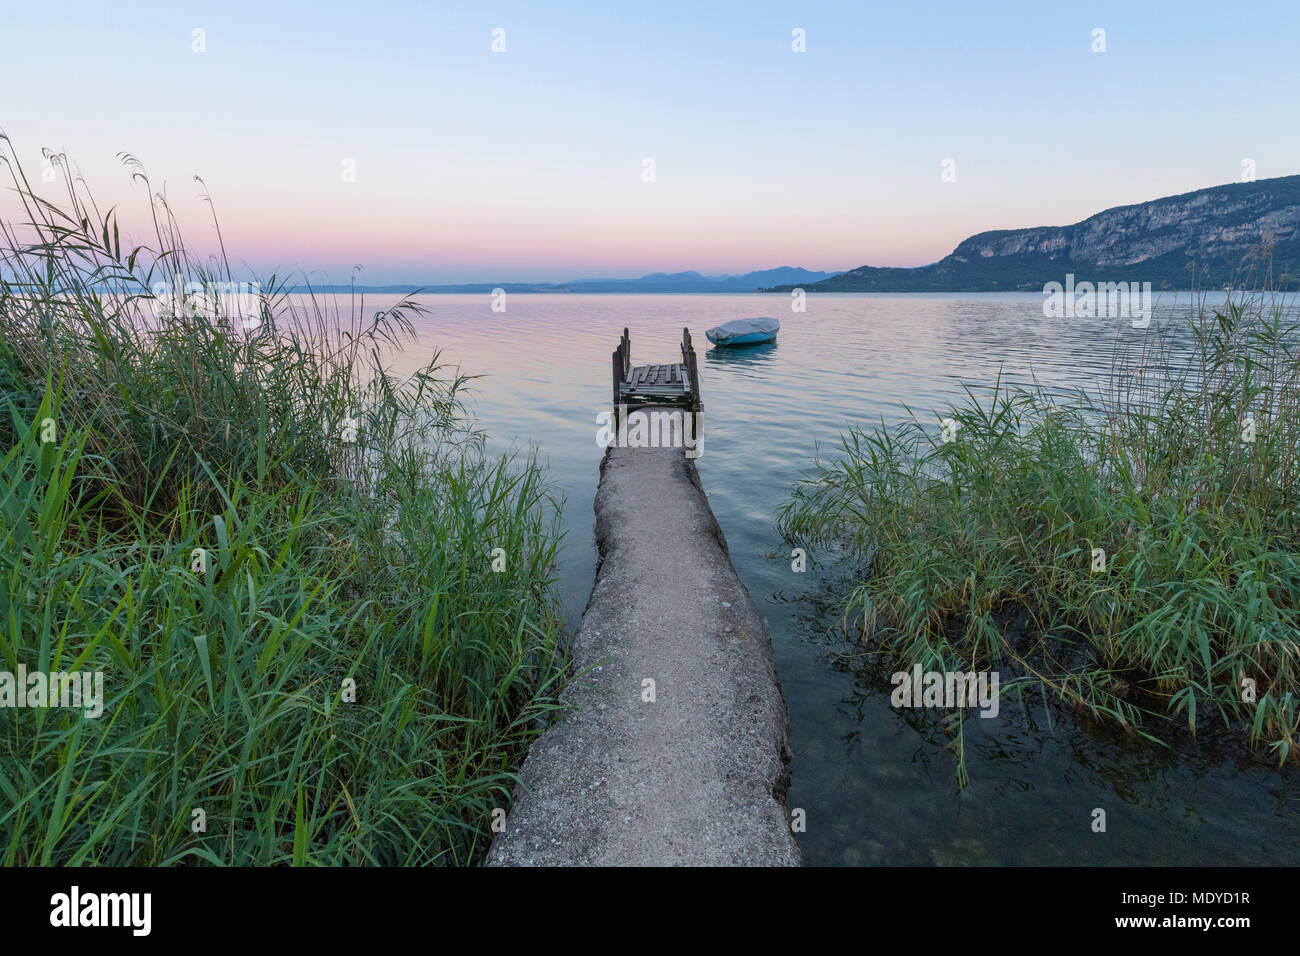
[211,204,965,281]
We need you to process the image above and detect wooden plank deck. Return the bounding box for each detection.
[622,362,690,399]
[612,328,701,412]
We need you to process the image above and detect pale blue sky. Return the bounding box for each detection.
[3,1,1297,283]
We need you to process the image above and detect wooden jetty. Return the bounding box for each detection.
[612,327,702,414]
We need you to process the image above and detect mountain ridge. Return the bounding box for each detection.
[766,175,1300,293]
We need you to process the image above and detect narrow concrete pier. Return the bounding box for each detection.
[487,440,802,866]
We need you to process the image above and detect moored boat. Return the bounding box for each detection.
[704,316,779,347]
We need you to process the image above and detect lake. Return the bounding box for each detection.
[372,291,1296,865]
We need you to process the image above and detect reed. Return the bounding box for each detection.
[0,138,566,864]
[780,285,1300,782]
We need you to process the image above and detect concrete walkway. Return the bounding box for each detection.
[487,441,802,866]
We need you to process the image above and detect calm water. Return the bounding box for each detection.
[371,292,1295,866]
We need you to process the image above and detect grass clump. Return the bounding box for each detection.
[0,139,566,864]
[780,289,1300,780]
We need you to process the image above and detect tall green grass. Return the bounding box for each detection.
[0,138,566,864]
[780,288,1300,782]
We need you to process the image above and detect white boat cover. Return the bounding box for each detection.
[705,316,780,344]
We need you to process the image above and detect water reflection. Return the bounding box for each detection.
[705,341,779,363]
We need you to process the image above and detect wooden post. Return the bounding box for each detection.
[680,328,691,401]
[612,348,622,418]
[682,327,701,413]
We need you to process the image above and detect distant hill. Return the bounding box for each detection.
[294,266,839,295]
[555,266,841,293]
[766,176,1300,293]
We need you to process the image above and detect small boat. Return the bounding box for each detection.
[704,316,779,347]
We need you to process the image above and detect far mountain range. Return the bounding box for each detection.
[303,175,1299,294]
[299,267,839,295]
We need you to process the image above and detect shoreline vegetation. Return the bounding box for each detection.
[780,283,1300,784]
[0,141,567,865]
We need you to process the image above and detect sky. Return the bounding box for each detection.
[3,0,1298,284]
